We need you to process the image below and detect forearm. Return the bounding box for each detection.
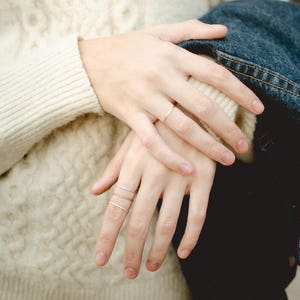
[0,34,102,175]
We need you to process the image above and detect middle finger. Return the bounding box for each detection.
[124,171,165,279]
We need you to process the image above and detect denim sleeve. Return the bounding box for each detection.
[178,0,300,264]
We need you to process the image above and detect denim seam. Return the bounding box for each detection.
[225,66,300,98]
[216,50,300,90]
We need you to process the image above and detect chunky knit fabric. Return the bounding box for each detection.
[0,1,255,299]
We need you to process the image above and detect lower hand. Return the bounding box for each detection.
[92,122,216,279]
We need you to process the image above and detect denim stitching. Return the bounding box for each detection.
[224,66,300,98]
[216,50,300,90]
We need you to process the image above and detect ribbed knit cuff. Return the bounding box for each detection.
[0,34,104,174]
[0,33,102,144]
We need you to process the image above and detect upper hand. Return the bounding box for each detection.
[79,19,264,174]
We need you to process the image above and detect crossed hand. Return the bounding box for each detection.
[79,19,264,279]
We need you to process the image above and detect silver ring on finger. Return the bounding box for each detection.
[161,104,175,123]
[108,201,129,214]
[116,184,137,195]
[113,191,135,203]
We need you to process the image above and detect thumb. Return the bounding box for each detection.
[146,19,228,44]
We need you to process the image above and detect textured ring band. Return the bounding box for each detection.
[116,184,136,194]
[113,192,135,202]
[162,104,174,122]
[109,201,129,213]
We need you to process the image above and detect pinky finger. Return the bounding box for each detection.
[177,185,210,259]
[128,112,193,176]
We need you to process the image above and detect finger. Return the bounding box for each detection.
[146,178,186,272]
[161,105,235,165]
[94,159,141,266]
[144,19,228,44]
[92,132,135,195]
[177,180,213,259]
[126,112,194,175]
[176,52,264,114]
[163,75,249,154]
[124,173,165,279]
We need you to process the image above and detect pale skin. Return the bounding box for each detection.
[79,19,265,279]
[79,19,264,175]
[92,122,216,279]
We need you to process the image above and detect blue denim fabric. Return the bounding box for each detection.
[171,1,300,298]
[179,0,300,122]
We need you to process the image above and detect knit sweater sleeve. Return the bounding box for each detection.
[0,34,103,175]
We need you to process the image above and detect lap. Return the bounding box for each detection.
[171,1,300,299]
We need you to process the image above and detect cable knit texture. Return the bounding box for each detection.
[0,0,255,299]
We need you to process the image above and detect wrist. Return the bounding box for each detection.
[78,38,108,110]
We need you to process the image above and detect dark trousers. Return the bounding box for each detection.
[171,160,297,300]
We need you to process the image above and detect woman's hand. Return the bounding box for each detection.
[92,122,216,279]
[79,19,264,175]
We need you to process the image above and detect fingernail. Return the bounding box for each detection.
[179,249,191,259]
[147,260,160,271]
[125,267,137,279]
[95,252,106,265]
[252,99,264,113]
[236,138,248,153]
[221,151,235,165]
[179,162,193,175]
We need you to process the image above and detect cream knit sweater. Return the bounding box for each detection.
[0,1,255,299]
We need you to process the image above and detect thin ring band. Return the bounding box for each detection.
[113,192,135,202]
[162,104,174,122]
[116,184,136,194]
[109,201,129,213]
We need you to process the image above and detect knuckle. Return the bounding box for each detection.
[149,249,166,263]
[190,210,206,226]
[176,118,191,136]
[124,81,145,99]
[141,134,156,150]
[125,252,137,264]
[159,218,177,236]
[152,165,167,179]
[159,41,175,58]
[244,90,259,107]
[98,234,114,247]
[106,205,124,221]
[144,65,161,81]
[184,236,199,249]
[226,122,242,140]
[212,65,231,82]
[206,139,223,159]
[195,100,215,119]
[187,19,200,26]
[127,218,147,239]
